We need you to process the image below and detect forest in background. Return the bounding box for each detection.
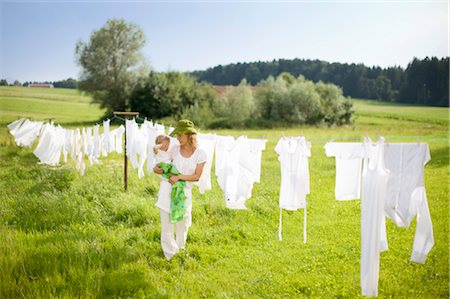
[190,56,449,107]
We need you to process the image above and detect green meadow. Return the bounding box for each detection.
[0,87,448,298]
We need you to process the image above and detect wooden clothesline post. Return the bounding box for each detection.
[113,111,139,191]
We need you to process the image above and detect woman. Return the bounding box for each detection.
[153,119,206,260]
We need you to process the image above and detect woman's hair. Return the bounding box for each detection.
[187,133,198,149]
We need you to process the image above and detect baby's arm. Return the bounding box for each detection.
[153,144,162,155]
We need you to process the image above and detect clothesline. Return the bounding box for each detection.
[9,115,448,145]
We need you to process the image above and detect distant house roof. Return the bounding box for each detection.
[212,85,232,94]
[29,83,54,88]
[212,85,258,94]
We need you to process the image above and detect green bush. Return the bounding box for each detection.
[210,80,256,128]
[255,74,353,125]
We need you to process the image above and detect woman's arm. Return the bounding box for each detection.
[169,162,206,184]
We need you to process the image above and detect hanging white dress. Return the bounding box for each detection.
[274,137,311,243]
[360,137,389,298]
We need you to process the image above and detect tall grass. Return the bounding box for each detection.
[0,87,448,298]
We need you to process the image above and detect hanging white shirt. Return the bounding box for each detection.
[275,137,311,210]
[245,138,267,183]
[324,142,365,200]
[7,118,26,136]
[215,135,235,177]
[196,133,216,194]
[12,119,44,148]
[33,124,65,165]
[384,143,434,263]
[216,136,255,210]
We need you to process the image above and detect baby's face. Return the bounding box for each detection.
[159,140,169,152]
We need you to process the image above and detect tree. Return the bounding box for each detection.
[212,79,256,127]
[53,78,77,89]
[130,71,214,120]
[0,79,8,86]
[75,19,147,112]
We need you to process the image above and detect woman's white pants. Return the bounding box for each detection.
[160,209,190,260]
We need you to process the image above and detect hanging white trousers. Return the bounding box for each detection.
[160,209,191,260]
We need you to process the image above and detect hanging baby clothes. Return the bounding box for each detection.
[360,137,389,298]
[92,125,101,164]
[102,119,111,154]
[145,120,165,172]
[196,133,216,194]
[135,123,149,178]
[274,136,311,243]
[125,119,149,178]
[62,129,73,163]
[324,142,365,200]
[383,143,434,263]
[72,128,86,175]
[85,127,95,164]
[111,125,125,154]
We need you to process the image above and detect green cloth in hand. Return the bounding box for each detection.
[158,162,187,223]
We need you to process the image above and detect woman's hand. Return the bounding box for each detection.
[153,166,163,175]
[169,175,180,185]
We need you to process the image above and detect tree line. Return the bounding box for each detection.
[0,78,78,89]
[191,57,449,107]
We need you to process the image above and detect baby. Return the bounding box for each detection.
[153,134,171,164]
[153,134,186,224]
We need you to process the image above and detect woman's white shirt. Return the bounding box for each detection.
[155,145,207,215]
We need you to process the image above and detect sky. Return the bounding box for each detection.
[0,0,448,83]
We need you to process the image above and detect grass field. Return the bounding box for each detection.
[352,98,449,125]
[0,87,448,298]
